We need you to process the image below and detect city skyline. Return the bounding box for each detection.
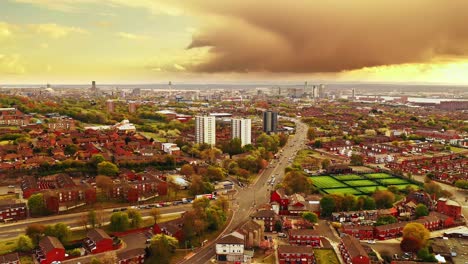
[1,0,468,84]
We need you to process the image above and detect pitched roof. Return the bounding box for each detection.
[289,229,320,237]
[117,248,146,261]
[252,209,277,219]
[87,228,111,242]
[0,252,20,262]
[239,220,262,233]
[217,232,244,245]
[39,236,64,254]
[278,245,314,254]
[341,234,368,259]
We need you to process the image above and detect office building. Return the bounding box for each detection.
[106,100,115,113]
[263,111,278,134]
[195,116,216,145]
[231,118,251,146]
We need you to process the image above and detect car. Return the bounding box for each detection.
[120,208,128,211]
[367,240,376,244]
[112,208,120,212]
[8,185,15,188]
[278,233,287,238]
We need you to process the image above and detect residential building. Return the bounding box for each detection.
[128,101,138,113]
[216,231,247,263]
[339,234,370,264]
[84,229,113,253]
[0,201,27,222]
[117,248,146,264]
[277,245,315,264]
[237,220,264,248]
[342,225,374,240]
[251,209,279,232]
[288,229,321,247]
[263,111,277,134]
[0,252,20,263]
[35,236,65,264]
[195,115,216,145]
[231,118,252,146]
[0,108,30,126]
[106,100,115,113]
[437,198,462,220]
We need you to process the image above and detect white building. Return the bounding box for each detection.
[161,143,180,155]
[195,116,216,145]
[216,231,250,263]
[231,118,251,146]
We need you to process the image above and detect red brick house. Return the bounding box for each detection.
[277,245,315,264]
[35,236,65,264]
[0,252,20,263]
[154,218,184,242]
[288,229,321,247]
[117,248,146,264]
[339,235,370,264]
[270,189,289,215]
[251,209,279,232]
[85,229,113,254]
[342,225,374,240]
[437,198,462,220]
[0,201,27,222]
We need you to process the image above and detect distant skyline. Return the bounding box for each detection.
[1,0,468,84]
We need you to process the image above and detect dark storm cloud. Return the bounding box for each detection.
[183,0,468,73]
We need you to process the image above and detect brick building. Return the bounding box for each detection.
[339,235,370,264]
[277,245,315,264]
[288,229,321,247]
[0,201,27,222]
[437,198,462,220]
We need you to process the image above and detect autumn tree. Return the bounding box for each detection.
[221,138,243,158]
[350,154,364,166]
[17,235,34,252]
[189,175,214,195]
[373,190,395,209]
[180,164,195,177]
[149,208,161,224]
[26,224,45,246]
[127,209,143,228]
[321,159,331,170]
[283,170,313,195]
[44,223,71,244]
[401,223,430,252]
[88,210,98,228]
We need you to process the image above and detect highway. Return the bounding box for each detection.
[179,119,309,264]
[0,204,190,238]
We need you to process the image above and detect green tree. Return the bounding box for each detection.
[90,258,101,264]
[44,223,71,244]
[417,247,437,262]
[88,210,97,228]
[64,144,78,156]
[256,133,278,153]
[28,193,47,216]
[17,235,34,252]
[127,209,143,229]
[222,138,243,158]
[109,212,130,232]
[350,154,364,166]
[189,175,214,195]
[320,196,336,217]
[415,204,429,218]
[376,215,397,226]
[26,223,45,246]
[180,164,195,177]
[302,212,318,224]
[454,179,468,189]
[97,161,119,176]
[150,234,179,264]
[149,208,161,224]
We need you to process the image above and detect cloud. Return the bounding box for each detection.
[0,22,18,39]
[116,32,150,40]
[0,54,26,74]
[177,0,468,73]
[28,23,87,38]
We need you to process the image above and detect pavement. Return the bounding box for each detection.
[178,119,310,264]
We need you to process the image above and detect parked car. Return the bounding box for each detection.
[278,233,287,238]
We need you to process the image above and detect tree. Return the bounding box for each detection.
[127,209,143,228]
[149,208,161,224]
[307,127,316,140]
[215,196,229,213]
[363,196,377,210]
[321,159,331,170]
[150,234,179,264]
[88,210,97,228]
[454,179,468,189]
[274,220,282,232]
[28,193,47,216]
[283,171,313,195]
[417,247,437,262]
[256,133,278,153]
[109,212,130,232]
[97,161,119,176]
[90,154,105,167]
[350,154,364,166]
[189,175,214,195]
[200,147,222,164]
[415,204,429,218]
[192,197,210,213]
[44,223,71,244]
[180,164,195,177]
[302,212,318,224]
[90,258,101,264]
[222,138,243,158]
[373,190,395,209]
[320,196,336,217]
[402,223,430,251]
[342,194,357,211]
[26,223,45,246]
[17,235,34,252]
[376,215,397,226]
[206,166,225,181]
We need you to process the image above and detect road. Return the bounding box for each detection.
[0,204,190,238]
[179,119,309,264]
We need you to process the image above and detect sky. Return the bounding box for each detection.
[1,0,468,84]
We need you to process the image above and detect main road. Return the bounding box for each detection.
[0,204,190,238]
[179,118,309,264]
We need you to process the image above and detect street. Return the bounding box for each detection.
[179,119,309,264]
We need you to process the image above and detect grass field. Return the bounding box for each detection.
[333,174,364,181]
[0,238,17,255]
[364,173,393,179]
[310,176,347,189]
[344,180,378,187]
[314,249,340,264]
[323,188,362,195]
[379,178,409,185]
[393,184,420,190]
[357,186,388,194]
